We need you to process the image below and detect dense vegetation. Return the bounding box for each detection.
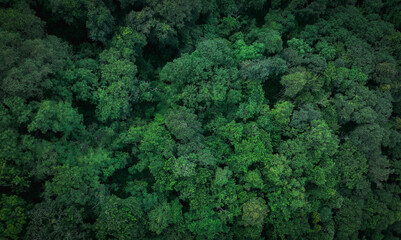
[1,0,401,239]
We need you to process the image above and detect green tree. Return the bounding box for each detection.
[86,5,114,43]
[95,195,145,240]
[0,195,26,240]
[28,101,84,138]
[281,71,310,98]
[148,200,183,235]
[0,7,45,39]
[1,35,70,99]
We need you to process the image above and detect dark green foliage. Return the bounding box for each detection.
[94,195,145,239]
[0,7,45,39]
[0,195,26,239]
[1,1,401,239]
[86,5,114,43]
[0,33,70,99]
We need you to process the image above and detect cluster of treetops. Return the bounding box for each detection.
[1,0,401,239]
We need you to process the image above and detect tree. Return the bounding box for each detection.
[1,35,70,99]
[0,7,45,39]
[287,38,312,57]
[95,195,146,240]
[281,71,309,98]
[28,101,84,138]
[232,38,264,61]
[86,5,114,43]
[240,57,287,82]
[148,200,183,235]
[0,98,34,192]
[63,58,100,102]
[335,198,363,240]
[316,41,336,61]
[0,194,26,240]
[334,142,368,190]
[186,206,228,239]
[25,201,89,240]
[241,197,267,227]
[48,0,89,25]
[44,165,105,207]
[95,27,151,121]
[248,28,283,55]
[165,107,202,142]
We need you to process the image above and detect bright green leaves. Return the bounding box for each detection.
[78,148,128,179]
[229,128,272,173]
[302,120,339,159]
[214,167,233,187]
[126,115,176,191]
[236,80,267,121]
[160,38,241,118]
[28,101,84,137]
[269,101,294,130]
[261,117,341,238]
[172,155,197,178]
[216,120,244,144]
[280,120,339,171]
[96,79,134,122]
[95,27,151,122]
[316,41,336,61]
[64,58,100,102]
[262,154,292,186]
[134,115,175,169]
[241,197,268,227]
[281,71,309,98]
[243,170,264,190]
[233,39,264,61]
[215,120,273,173]
[237,197,268,239]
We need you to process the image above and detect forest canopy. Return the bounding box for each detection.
[1,0,401,239]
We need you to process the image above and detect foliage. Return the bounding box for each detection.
[1,1,401,239]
